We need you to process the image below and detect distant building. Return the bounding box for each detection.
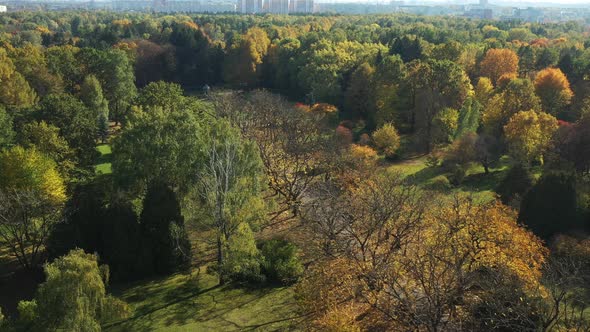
[238,0,262,13]
[293,0,313,13]
[268,0,288,14]
[479,0,488,6]
[0,5,6,12]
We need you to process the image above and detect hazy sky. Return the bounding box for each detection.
[326,0,590,4]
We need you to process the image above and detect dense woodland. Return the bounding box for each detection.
[0,11,589,331]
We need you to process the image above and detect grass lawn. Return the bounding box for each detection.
[104,269,303,332]
[95,144,112,175]
[388,155,514,203]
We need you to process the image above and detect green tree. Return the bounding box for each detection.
[19,121,75,177]
[198,119,266,285]
[37,93,98,168]
[0,105,15,148]
[80,75,110,140]
[345,62,375,118]
[410,59,471,151]
[456,97,482,138]
[518,173,582,240]
[23,249,130,331]
[140,181,191,275]
[112,106,204,194]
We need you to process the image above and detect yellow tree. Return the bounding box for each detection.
[479,48,519,85]
[0,47,37,108]
[0,147,66,269]
[504,110,559,164]
[534,67,574,116]
[300,175,548,331]
[474,77,494,107]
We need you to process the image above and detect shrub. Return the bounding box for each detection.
[448,164,466,186]
[259,239,304,285]
[496,164,535,207]
[518,172,582,240]
[426,175,452,191]
[372,123,400,159]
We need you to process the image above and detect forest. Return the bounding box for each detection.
[0,10,589,331]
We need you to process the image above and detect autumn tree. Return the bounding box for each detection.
[479,48,519,85]
[212,91,331,223]
[0,48,37,109]
[372,123,400,158]
[223,27,270,87]
[534,67,573,117]
[504,110,558,164]
[0,147,66,269]
[300,175,547,331]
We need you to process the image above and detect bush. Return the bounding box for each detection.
[448,164,466,186]
[426,175,452,191]
[220,223,264,284]
[259,239,304,285]
[372,123,400,159]
[496,164,535,207]
[518,173,583,240]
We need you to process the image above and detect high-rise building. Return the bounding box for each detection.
[268,0,288,14]
[293,0,313,13]
[238,0,263,13]
[479,0,488,6]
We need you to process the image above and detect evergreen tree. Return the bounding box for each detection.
[140,181,191,275]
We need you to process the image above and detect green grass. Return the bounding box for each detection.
[388,155,514,203]
[95,144,112,175]
[104,269,303,332]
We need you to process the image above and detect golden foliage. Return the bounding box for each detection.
[534,67,573,115]
[504,110,558,164]
[479,48,519,84]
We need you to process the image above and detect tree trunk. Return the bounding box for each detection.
[217,234,225,286]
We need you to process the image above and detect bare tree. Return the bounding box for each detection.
[211,90,332,226]
[0,189,63,270]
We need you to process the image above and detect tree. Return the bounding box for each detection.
[372,123,400,158]
[223,27,270,86]
[552,114,590,174]
[518,173,582,240]
[37,93,98,168]
[80,75,110,140]
[504,110,558,165]
[21,249,130,331]
[534,67,573,117]
[0,146,66,269]
[345,62,375,118]
[432,107,459,144]
[496,164,535,207]
[81,49,137,125]
[410,59,472,151]
[0,48,37,109]
[140,181,191,275]
[456,97,482,138]
[479,48,519,84]
[197,118,266,285]
[19,121,75,177]
[112,106,204,194]
[474,77,494,106]
[212,91,331,223]
[136,81,185,111]
[0,105,15,148]
[301,174,547,331]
